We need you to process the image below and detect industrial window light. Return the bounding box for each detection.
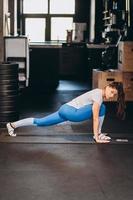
[22,0,75,42]
[23,0,48,14]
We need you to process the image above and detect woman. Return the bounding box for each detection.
[7,81,126,143]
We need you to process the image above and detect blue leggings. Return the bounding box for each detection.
[33,103,106,126]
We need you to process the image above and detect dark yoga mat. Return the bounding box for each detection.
[0,132,133,144]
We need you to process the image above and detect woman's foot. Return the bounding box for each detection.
[6,123,16,137]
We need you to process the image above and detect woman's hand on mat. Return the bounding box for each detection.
[93,133,111,143]
[95,138,110,143]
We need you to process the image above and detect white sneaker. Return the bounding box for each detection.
[6,123,16,137]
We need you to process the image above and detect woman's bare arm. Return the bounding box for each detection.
[92,102,110,143]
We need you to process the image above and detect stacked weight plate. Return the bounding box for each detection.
[0,62,19,128]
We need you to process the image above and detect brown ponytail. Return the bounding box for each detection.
[108,82,126,120]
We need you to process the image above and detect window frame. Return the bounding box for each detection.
[22,0,75,42]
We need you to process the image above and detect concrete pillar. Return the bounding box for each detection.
[0,0,9,61]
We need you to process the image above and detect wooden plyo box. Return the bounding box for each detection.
[92,69,133,101]
[123,72,133,101]
[118,41,133,72]
[92,69,123,89]
[92,69,123,101]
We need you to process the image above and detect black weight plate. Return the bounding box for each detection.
[0,90,18,96]
[0,98,18,104]
[0,63,18,70]
[0,74,18,80]
[0,104,18,110]
[0,109,18,114]
[0,110,18,114]
[0,94,18,99]
[0,79,18,84]
[0,68,18,75]
[0,84,18,91]
[0,114,19,122]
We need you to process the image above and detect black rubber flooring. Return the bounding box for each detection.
[0,81,133,200]
[0,143,133,200]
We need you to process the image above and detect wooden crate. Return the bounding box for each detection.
[123,72,133,101]
[92,69,123,89]
[118,41,133,72]
[92,69,133,101]
[92,69,123,101]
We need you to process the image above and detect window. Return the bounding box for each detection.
[23,0,48,14]
[25,18,46,42]
[51,17,74,40]
[50,0,75,14]
[22,0,75,42]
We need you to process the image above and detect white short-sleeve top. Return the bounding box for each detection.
[67,88,103,109]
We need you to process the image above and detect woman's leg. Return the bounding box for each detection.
[7,118,35,136]
[7,103,92,134]
[7,103,105,136]
[7,109,67,136]
[34,103,94,126]
[10,118,34,128]
[58,104,93,122]
[59,103,106,123]
[33,103,94,126]
[9,103,105,128]
[33,111,66,126]
[7,111,67,129]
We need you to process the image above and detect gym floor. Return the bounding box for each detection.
[0,80,133,200]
